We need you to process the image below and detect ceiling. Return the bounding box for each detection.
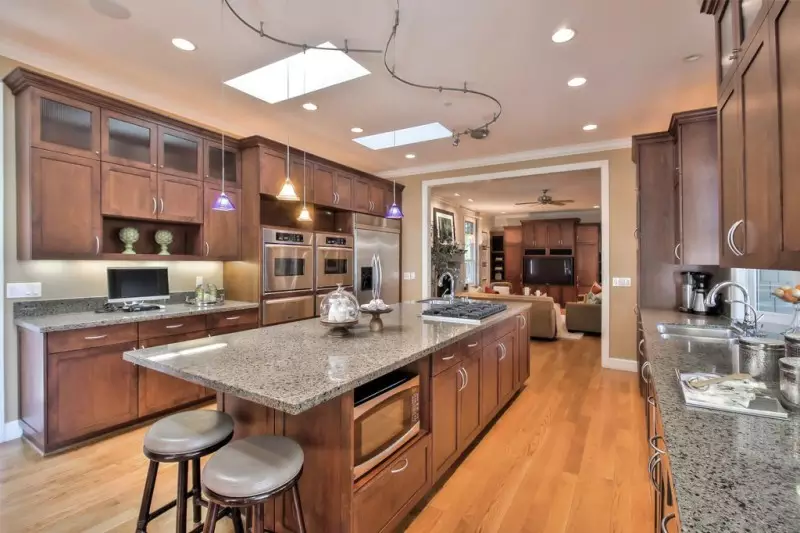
[0,0,715,174]
[431,169,601,215]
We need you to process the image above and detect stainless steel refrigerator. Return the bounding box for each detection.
[354,214,401,306]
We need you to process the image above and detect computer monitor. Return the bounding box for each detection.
[107,267,169,303]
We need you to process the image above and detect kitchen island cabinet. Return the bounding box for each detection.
[125,302,532,533]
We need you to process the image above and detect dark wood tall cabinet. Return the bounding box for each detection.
[503,226,522,295]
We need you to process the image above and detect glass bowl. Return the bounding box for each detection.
[320,285,360,325]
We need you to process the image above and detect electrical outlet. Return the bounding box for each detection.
[612,277,632,287]
[6,282,42,299]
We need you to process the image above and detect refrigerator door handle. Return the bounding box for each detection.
[376,253,383,302]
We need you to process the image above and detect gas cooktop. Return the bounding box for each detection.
[421,301,508,325]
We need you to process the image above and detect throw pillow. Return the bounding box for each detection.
[590,282,603,295]
[587,291,602,304]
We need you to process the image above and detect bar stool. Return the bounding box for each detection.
[136,410,235,533]
[200,435,307,533]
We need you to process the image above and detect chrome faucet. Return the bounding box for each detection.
[437,269,459,304]
[706,282,759,336]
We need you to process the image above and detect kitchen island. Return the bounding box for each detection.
[124,302,532,533]
[640,309,800,533]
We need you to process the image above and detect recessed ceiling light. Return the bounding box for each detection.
[593,205,600,209]
[468,198,474,202]
[583,124,598,131]
[683,54,702,62]
[405,153,416,159]
[353,122,451,150]
[225,41,370,104]
[501,211,507,214]
[552,28,576,43]
[351,127,363,133]
[568,77,587,87]
[172,38,196,51]
[302,102,318,111]
[454,193,460,197]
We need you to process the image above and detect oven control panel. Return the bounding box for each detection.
[276,232,306,243]
[262,227,313,246]
[315,233,353,248]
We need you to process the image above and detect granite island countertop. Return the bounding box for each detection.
[15,300,259,332]
[123,302,531,415]
[641,309,800,533]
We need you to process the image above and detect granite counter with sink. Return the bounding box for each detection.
[641,309,800,533]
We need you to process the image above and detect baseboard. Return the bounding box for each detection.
[2,420,22,443]
[603,357,638,372]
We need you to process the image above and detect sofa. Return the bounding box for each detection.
[565,301,601,334]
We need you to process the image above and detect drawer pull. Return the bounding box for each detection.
[225,316,241,321]
[641,361,651,384]
[84,334,107,340]
[661,514,675,532]
[649,435,665,454]
[648,454,663,494]
[467,342,479,348]
[390,458,409,474]
[441,354,456,361]
[165,324,184,329]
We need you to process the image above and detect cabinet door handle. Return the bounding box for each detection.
[518,314,527,328]
[634,304,640,315]
[638,339,645,356]
[84,334,107,340]
[390,457,409,474]
[152,163,157,167]
[457,368,466,392]
[225,316,241,321]
[498,343,507,361]
[674,242,681,261]
[729,219,744,256]
[649,435,665,454]
[441,353,456,361]
[462,367,469,391]
[648,454,663,493]
[159,197,164,214]
[165,324,184,329]
[661,514,675,532]
[467,342,479,348]
[205,241,210,256]
[641,361,651,384]
[95,235,100,255]
[634,227,639,239]
[152,197,157,215]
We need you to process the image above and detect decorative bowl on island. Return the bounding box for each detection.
[320,285,361,336]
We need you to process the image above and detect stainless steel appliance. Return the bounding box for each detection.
[679,271,695,311]
[690,272,719,314]
[354,214,401,306]
[262,294,315,326]
[353,370,420,479]
[262,227,314,293]
[315,233,354,289]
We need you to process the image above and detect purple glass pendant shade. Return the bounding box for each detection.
[211,191,236,211]
[385,202,403,219]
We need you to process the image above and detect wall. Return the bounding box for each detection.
[429,195,486,288]
[1,56,223,421]
[397,148,637,360]
[494,208,601,229]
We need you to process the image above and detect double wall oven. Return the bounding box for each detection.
[262,227,315,326]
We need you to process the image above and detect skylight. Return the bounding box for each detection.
[224,42,370,104]
[353,122,452,150]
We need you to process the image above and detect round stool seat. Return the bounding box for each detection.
[144,410,234,457]
[203,435,304,499]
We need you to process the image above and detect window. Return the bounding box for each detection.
[464,220,477,285]
[734,268,800,324]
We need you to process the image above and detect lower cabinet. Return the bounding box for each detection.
[480,339,500,422]
[458,350,482,448]
[516,313,530,385]
[432,363,460,477]
[498,331,516,405]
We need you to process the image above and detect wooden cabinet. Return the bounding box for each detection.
[432,363,460,477]
[557,220,575,248]
[203,184,241,260]
[352,178,371,212]
[715,0,773,95]
[498,331,515,405]
[29,148,102,259]
[503,226,522,294]
[204,139,241,188]
[351,177,388,215]
[522,220,548,248]
[480,340,500,423]
[101,110,157,170]
[370,183,385,215]
[100,163,158,220]
[46,341,139,445]
[30,89,101,159]
[335,171,353,209]
[157,125,202,180]
[138,330,212,417]
[157,174,204,223]
[313,164,353,209]
[561,286,578,304]
[575,224,599,293]
[458,351,481,447]
[516,313,530,385]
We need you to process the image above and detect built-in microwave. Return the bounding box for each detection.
[353,370,420,479]
[315,233,354,289]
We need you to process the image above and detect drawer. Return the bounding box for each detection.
[461,332,482,355]
[262,295,314,326]
[482,316,515,345]
[47,323,138,354]
[138,315,207,340]
[354,436,430,533]
[432,344,462,376]
[206,308,258,330]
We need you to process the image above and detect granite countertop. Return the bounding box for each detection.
[15,300,260,333]
[123,302,531,415]
[641,309,800,533]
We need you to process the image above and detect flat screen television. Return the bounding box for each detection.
[107,267,169,303]
[523,256,574,285]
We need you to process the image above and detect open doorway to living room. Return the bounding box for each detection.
[425,161,610,364]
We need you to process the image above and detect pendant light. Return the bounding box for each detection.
[297,151,312,221]
[385,179,403,219]
[276,135,300,201]
[212,0,235,211]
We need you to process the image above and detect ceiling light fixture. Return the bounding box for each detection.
[552,28,576,43]
[405,153,416,159]
[302,102,318,111]
[454,193,460,197]
[172,38,196,51]
[567,77,587,87]
[211,3,234,212]
[583,124,598,131]
[277,136,300,201]
[297,151,312,222]
[468,198,474,202]
[501,212,507,214]
[683,54,702,62]
[385,180,404,219]
[351,127,363,133]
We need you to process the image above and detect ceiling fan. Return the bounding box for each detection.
[514,189,575,207]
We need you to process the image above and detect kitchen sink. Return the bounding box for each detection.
[656,323,739,343]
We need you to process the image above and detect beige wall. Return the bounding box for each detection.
[1,56,223,421]
[397,148,638,360]
[429,195,486,289]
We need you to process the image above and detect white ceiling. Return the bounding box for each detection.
[431,169,601,215]
[0,0,715,174]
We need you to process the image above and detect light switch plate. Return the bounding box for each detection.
[6,282,42,299]
[612,277,632,287]
[403,272,411,280]
[409,272,416,280]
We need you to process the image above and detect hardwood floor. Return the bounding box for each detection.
[0,337,651,532]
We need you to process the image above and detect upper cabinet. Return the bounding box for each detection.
[31,89,101,159]
[101,110,157,170]
[715,0,774,95]
[313,163,352,209]
[157,126,202,181]
[204,139,241,188]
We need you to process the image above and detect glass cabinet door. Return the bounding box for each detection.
[739,0,766,46]
[718,0,738,87]
[101,110,157,170]
[33,90,100,159]
[204,140,240,186]
[157,126,201,180]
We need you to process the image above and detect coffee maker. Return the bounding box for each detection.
[689,272,721,315]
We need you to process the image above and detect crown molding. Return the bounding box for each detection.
[378,138,632,179]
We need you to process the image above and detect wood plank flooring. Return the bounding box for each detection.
[0,337,652,532]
